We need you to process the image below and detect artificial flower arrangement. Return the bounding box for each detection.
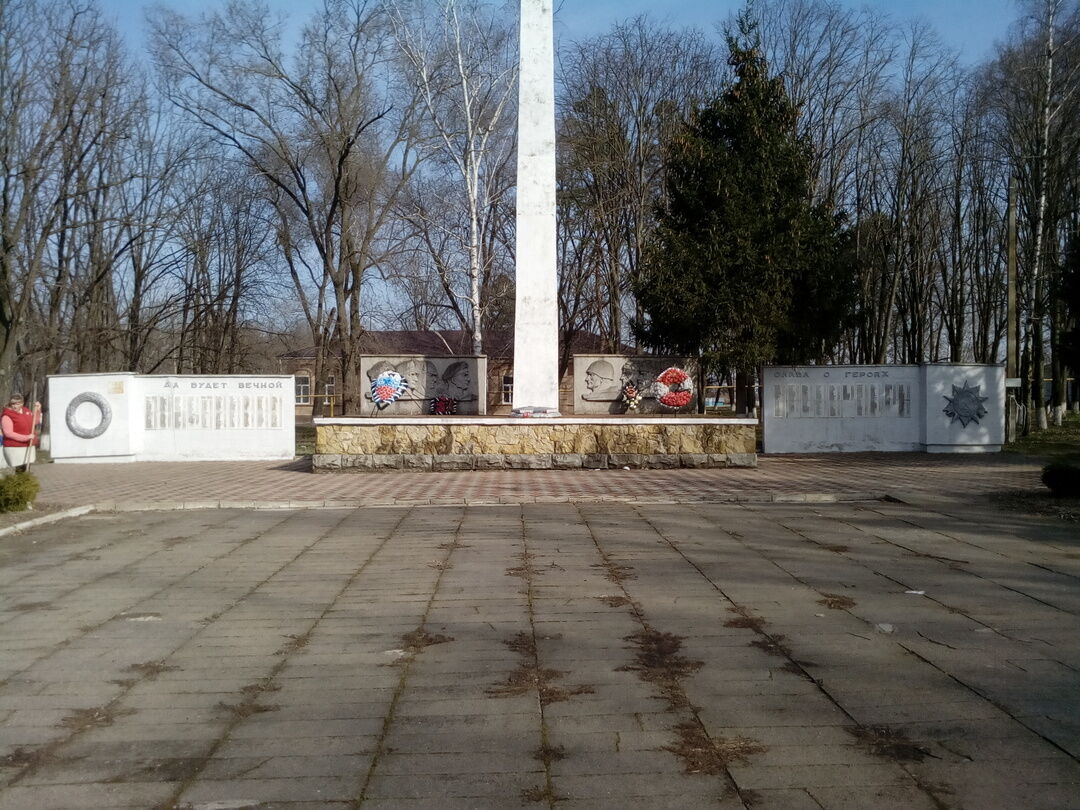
[371,370,409,409]
[653,366,694,410]
[621,382,643,412]
[429,396,458,415]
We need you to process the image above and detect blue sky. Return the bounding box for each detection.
[555,0,1019,63]
[103,0,1020,65]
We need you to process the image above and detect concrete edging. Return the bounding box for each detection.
[0,505,96,538]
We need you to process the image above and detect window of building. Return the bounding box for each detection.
[295,375,310,405]
[323,375,335,405]
[501,374,513,405]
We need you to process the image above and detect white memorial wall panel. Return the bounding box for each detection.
[48,373,295,463]
[922,364,1005,453]
[762,364,1004,453]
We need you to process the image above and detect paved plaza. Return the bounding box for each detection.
[0,459,1078,808]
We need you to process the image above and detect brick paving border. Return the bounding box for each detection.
[26,453,1044,513]
[0,452,1044,541]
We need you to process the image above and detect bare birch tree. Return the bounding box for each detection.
[389,0,517,355]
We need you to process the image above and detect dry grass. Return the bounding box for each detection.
[276,632,311,656]
[724,607,768,632]
[487,632,594,705]
[437,540,471,550]
[127,660,179,678]
[507,550,542,580]
[240,680,280,698]
[217,701,278,719]
[593,561,636,584]
[664,721,766,775]
[817,593,856,610]
[59,706,133,732]
[401,628,453,653]
[1,747,46,768]
[618,630,703,709]
[521,784,564,804]
[847,725,932,763]
[534,743,566,767]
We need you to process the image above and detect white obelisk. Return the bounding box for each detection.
[512,0,560,415]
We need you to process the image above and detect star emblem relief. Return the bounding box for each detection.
[943,380,988,428]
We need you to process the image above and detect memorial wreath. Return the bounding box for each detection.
[371,370,409,409]
[652,367,694,410]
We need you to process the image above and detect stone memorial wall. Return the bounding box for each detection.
[359,356,487,415]
[313,416,757,471]
[573,355,699,414]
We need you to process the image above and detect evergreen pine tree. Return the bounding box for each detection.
[634,13,855,373]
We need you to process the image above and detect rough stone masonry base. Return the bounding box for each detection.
[314,420,757,472]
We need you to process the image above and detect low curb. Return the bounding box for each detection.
[0,505,96,538]
[0,491,888,534]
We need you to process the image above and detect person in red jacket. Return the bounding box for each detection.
[2,394,41,472]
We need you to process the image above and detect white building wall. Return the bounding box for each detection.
[48,373,141,462]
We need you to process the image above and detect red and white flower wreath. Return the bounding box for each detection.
[652,367,694,409]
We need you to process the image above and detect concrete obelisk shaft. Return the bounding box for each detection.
[512,0,560,414]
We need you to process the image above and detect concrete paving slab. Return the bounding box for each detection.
[0,493,1078,807]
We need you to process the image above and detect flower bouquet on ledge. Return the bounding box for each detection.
[621,382,642,412]
[429,396,458,415]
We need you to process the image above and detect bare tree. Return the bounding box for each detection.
[390,0,518,355]
[150,0,422,413]
[0,0,132,393]
[113,102,201,374]
[757,0,894,208]
[989,0,1080,427]
[558,15,724,350]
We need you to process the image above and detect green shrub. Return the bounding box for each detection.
[1041,455,1080,497]
[0,471,40,512]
